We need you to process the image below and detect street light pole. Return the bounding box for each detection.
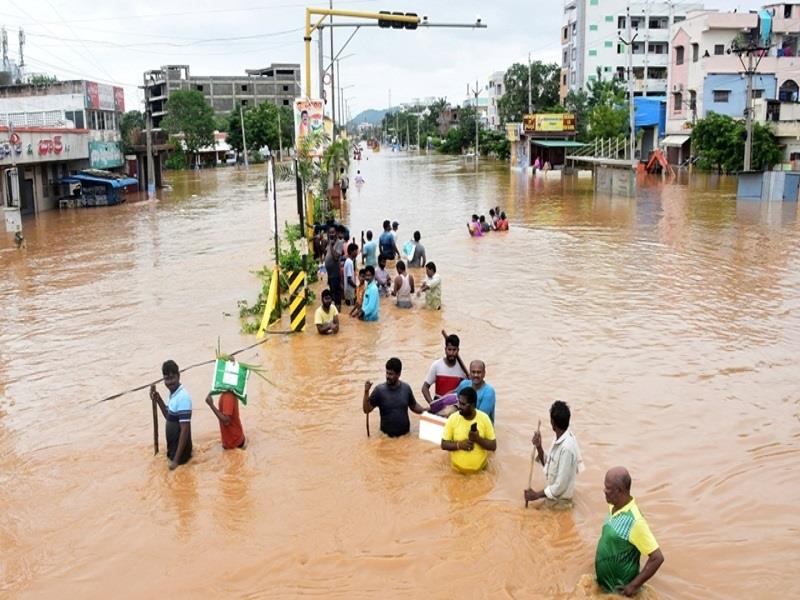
[527,52,532,114]
[619,7,638,165]
[143,72,156,199]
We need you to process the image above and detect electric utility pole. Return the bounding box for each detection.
[618,7,638,165]
[469,79,482,161]
[240,104,249,168]
[329,0,336,142]
[732,39,768,171]
[143,72,156,199]
[527,52,532,114]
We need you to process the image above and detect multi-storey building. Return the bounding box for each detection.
[560,0,702,103]
[0,80,126,215]
[486,71,505,130]
[665,3,800,164]
[144,64,301,130]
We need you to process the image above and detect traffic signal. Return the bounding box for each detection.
[378,11,418,30]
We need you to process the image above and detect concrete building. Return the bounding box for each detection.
[0,80,125,216]
[463,96,490,127]
[665,3,800,164]
[560,0,702,103]
[144,63,301,130]
[487,71,505,129]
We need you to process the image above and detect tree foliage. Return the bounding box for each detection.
[584,71,628,141]
[161,90,215,155]
[29,74,58,86]
[691,112,782,173]
[498,61,560,124]
[120,110,144,153]
[226,102,293,157]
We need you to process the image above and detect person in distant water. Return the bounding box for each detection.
[351,268,366,318]
[595,467,665,597]
[533,156,541,171]
[468,214,483,237]
[455,360,496,424]
[391,260,415,308]
[524,401,584,505]
[489,208,499,230]
[343,242,359,306]
[363,357,428,437]
[379,219,399,260]
[324,226,344,309]
[375,255,391,297]
[440,387,496,474]
[206,388,246,450]
[149,360,192,470]
[496,211,509,231]
[408,230,426,268]
[362,230,378,267]
[340,167,349,200]
[421,333,468,406]
[479,215,491,233]
[360,265,380,322]
[315,289,340,334]
[354,170,365,184]
[418,262,442,310]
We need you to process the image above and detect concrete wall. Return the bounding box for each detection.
[702,74,777,118]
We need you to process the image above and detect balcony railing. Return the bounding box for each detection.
[0,110,73,128]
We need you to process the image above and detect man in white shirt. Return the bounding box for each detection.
[524,400,584,504]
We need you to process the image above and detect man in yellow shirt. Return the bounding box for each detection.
[440,387,496,473]
[314,289,339,335]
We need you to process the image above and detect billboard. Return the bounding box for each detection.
[89,141,123,169]
[505,123,520,142]
[522,113,576,133]
[293,98,325,156]
[85,82,125,112]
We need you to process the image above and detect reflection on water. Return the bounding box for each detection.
[1,157,799,599]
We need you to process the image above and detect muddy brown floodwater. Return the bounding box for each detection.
[1,154,799,599]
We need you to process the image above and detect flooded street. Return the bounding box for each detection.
[1,153,799,599]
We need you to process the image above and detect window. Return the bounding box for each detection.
[590,24,598,31]
[241,84,248,92]
[588,74,597,81]
[675,45,685,65]
[753,89,764,99]
[714,44,725,55]
[689,90,697,110]
[571,71,576,84]
[648,17,668,29]
[785,5,792,18]
[632,41,645,54]
[589,0,598,5]
[648,42,668,54]
[283,99,289,106]
[713,90,730,103]
[673,92,683,112]
[195,84,204,91]
[605,41,613,48]
[562,73,567,85]
[618,44,625,54]
[241,99,248,107]
[674,16,685,23]
[618,16,626,29]
[605,15,613,22]
[282,85,289,92]
[647,67,667,80]
[589,49,597,56]
[563,50,569,65]
[604,66,612,72]
[617,66,626,79]
[572,48,577,60]
[692,43,699,62]
[562,26,569,42]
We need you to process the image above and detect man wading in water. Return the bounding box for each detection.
[150,360,192,470]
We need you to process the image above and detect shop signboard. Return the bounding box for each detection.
[89,141,123,169]
[505,123,520,142]
[522,113,576,133]
[0,131,89,164]
[85,81,125,112]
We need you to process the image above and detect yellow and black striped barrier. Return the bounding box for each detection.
[287,270,307,332]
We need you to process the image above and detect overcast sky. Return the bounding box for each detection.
[2,0,765,117]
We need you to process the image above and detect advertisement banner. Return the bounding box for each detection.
[85,82,124,111]
[505,123,520,142]
[89,141,123,169]
[522,113,576,133]
[293,98,325,156]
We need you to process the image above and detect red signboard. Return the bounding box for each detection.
[85,81,100,109]
[114,86,125,112]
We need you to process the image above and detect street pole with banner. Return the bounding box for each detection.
[3,120,22,236]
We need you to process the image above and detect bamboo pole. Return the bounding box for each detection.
[151,396,159,455]
[525,419,541,508]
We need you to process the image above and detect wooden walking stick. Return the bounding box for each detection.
[151,395,159,455]
[525,419,541,508]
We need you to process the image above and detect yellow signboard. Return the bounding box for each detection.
[522,113,576,133]
[505,123,520,142]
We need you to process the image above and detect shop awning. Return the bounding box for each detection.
[530,140,588,148]
[662,135,690,147]
[59,174,138,188]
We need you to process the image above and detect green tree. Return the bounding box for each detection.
[30,74,58,86]
[564,89,590,141]
[120,110,144,153]
[692,112,782,173]
[161,90,215,158]
[498,61,560,124]
[227,102,293,158]
[582,70,628,141]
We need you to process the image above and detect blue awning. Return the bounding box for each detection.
[58,174,138,189]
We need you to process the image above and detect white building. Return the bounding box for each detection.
[560,0,702,102]
[487,71,505,129]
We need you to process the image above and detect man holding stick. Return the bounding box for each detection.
[524,400,583,505]
[421,331,468,415]
[149,360,193,470]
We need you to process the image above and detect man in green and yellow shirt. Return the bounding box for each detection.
[595,467,665,597]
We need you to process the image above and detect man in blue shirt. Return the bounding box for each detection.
[455,360,496,423]
[378,219,399,261]
[360,265,380,322]
[362,230,378,267]
[150,360,193,470]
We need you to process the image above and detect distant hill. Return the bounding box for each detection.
[348,106,400,127]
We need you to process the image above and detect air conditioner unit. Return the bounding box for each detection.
[672,83,684,92]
